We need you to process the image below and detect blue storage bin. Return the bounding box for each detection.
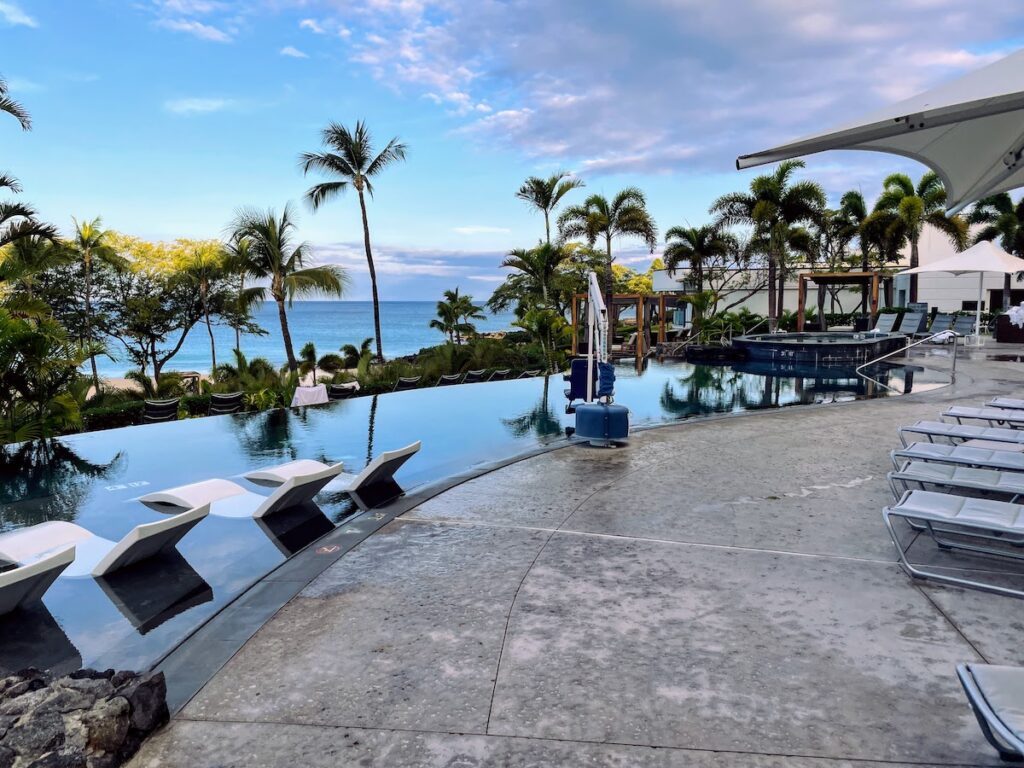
[574,402,629,446]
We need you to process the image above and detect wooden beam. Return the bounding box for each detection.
[871,273,879,319]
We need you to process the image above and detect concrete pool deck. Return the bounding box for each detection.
[130,346,1024,767]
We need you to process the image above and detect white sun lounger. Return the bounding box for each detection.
[888,460,1024,502]
[0,546,76,616]
[892,442,1024,473]
[245,441,422,497]
[0,505,207,579]
[944,406,1024,428]
[957,663,1024,761]
[140,463,344,518]
[988,397,1024,411]
[883,489,1024,598]
[899,420,1024,448]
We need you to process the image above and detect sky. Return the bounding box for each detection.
[4,0,1024,300]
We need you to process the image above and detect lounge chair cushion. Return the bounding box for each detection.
[946,406,1024,424]
[891,490,1024,531]
[141,478,248,509]
[902,420,1024,443]
[896,442,1024,472]
[969,665,1024,743]
[990,397,1024,411]
[0,521,91,565]
[246,460,337,484]
[894,461,1024,495]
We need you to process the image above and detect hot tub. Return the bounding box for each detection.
[732,332,906,364]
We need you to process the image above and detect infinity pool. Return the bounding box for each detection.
[0,358,947,674]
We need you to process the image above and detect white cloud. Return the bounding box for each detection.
[299,18,324,33]
[467,274,505,281]
[0,1,36,27]
[157,17,231,42]
[163,97,234,114]
[280,45,309,59]
[452,225,511,235]
[4,76,43,93]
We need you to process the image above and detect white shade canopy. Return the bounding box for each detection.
[737,49,1024,213]
[900,239,1024,275]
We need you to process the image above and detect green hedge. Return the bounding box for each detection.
[181,394,211,417]
[81,401,144,432]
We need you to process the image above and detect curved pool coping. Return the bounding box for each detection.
[153,358,958,712]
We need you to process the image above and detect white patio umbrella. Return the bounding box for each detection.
[900,240,1024,338]
[737,49,1024,213]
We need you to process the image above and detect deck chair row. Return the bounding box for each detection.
[0,441,421,617]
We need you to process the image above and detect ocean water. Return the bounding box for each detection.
[94,301,518,377]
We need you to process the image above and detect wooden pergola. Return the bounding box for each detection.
[571,294,676,357]
[795,271,888,332]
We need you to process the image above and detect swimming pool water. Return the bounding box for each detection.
[0,358,948,674]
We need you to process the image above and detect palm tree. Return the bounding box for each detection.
[711,159,824,331]
[298,341,344,385]
[444,287,485,343]
[558,188,658,354]
[969,193,1024,310]
[516,172,584,244]
[341,337,373,369]
[181,241,225,373]
[69,217,122,390]
[229,205,350,372]
[300,120,408,363]
[429,299,459,344]
[0,76,30,131]
[222,234,265,353]
[872,171,968,302]
[663,224,733,293]
[500,243,567,307]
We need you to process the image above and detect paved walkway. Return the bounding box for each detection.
[131,347,1024,767]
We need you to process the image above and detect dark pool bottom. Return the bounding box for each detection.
[0,357,950,676]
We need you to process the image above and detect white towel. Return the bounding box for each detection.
[291,385,329,407]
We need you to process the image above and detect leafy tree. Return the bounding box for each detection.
[663,225,733,293]
[969,193,1024,309]
[558,188,657,353]
[711,159,824,331]
[298,341,344,384]
[301,120,407,362]
[69,217,125,389]
[0,235,72,316]
[513,307,567,373]
[341,337,373,369]
[515,172,584,244]
[176,239,227,372]
[229,204,349,372]
[870,171,968,302]
[221,234,267,353]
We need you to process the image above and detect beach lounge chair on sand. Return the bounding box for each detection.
[957,663,1024,761]
[140,464,343,518]
[899,420,1024,448]
[0,505,207,580]
[0,546,75,616]
[888,460,1024,502]
[883,489,1024,598]
[944,406,1024,428]
[893,442,1024,473]
[245,441,421,503]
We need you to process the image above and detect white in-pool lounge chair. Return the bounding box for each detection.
[883,489,1024,598]
[245,441,422,499]
[0,505,207,579]
[0,546,75,616]
[957,663,1024,762]
[892,442,1024,473]
[944,406,1024,428]
[140,463,343,518]
[899,420,1024,448]
[888,460,1024,502]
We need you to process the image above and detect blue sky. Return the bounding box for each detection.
[4,0,1024,300]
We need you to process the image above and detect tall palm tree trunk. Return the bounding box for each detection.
[909,240,920,303]
[544,211,551,245]
[357,188,385,363]
[766,254,778,332]
[276,297,297,371]
[235,275,244,353]
[776,260,786,327]
[84,254,99,390]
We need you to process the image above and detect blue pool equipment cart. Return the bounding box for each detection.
[570,273,629,446]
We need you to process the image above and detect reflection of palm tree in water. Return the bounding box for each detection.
[0,440,123,529]
[501,376,562,439]
[660,364,748,417]
[365,395,379,466]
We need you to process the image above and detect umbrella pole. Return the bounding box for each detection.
[976,272,984,345]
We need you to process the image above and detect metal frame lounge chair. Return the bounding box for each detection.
[0,546,76,616]
[518,369,541,378]
[915,312,955,339]
[883,489,1024,598]
[893,442,1024,473]
[0,505,207,579]
[896,310,927,336]
[866,313,899,334]
[245,441,421,501]
[988,397,1024,411]
[436,374,462,387]
[899,420,1024,448]
[143,398,179,424]
[462,369,487,384]
[953,314,978,343]
[944,406,1024,428]
[392,376,421,392]
[209,392,244,415]
[140,463,343,519]
[487,369,512,382]
[888,460,1024,502]
[957,663,1024,761]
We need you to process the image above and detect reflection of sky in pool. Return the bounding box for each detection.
[0,358,948,674]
